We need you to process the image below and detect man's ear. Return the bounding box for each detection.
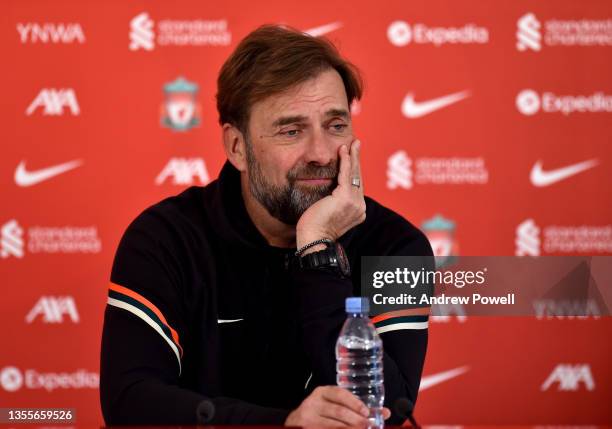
[222,123,247,172]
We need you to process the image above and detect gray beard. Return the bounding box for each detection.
[245,137,338,225]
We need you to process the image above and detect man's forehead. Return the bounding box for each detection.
[251,69,350,126]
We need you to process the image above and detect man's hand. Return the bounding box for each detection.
[285,385,390,427]
[296,139,366,252]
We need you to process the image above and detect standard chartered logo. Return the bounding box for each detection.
[516,13,612,50]
[515,219,541,256]
[516,89,541,115]
[0,366,24,392]
[387,151,487,189]
[516,13,541,51]
[128,13,230,50]
[129,12,154,51]
[387,21,412,46]
[387,150,413,189]
[1,219,24,259]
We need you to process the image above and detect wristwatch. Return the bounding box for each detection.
[292,240,351,278]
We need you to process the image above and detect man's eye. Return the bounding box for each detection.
[280,129,301,137]
[330,124,348,132]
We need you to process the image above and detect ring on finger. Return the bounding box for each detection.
[351,177,361,188]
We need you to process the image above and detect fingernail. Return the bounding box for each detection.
[361,407,369,417]
[354,140,361,150]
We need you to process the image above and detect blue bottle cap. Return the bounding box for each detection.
[346,297,369,314]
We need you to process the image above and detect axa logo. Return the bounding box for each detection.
[541,364,595,391]
[516,13,541,51]
[25,296,79,324]
[26,89,80,116]
[155,158,210,185]
[16,23,85,44]
[1,219,24,259]
[129,12,154,51]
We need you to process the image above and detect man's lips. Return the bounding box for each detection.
[296,178,333,185]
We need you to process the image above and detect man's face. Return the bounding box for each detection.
[244,68,354,225]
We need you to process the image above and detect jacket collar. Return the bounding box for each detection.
[215,161,271,250]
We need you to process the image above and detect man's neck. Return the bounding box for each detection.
[240,174,296,248]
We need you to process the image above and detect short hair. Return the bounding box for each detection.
[216,24,363,135]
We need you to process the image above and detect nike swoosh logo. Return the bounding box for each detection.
[15,159,83,187]
[304,22,343,37]
[402,90,471,119]
[419,366,469,391]
[217,318,244,324]
[530,159,599,187]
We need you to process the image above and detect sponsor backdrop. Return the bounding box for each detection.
[1,0,611,425]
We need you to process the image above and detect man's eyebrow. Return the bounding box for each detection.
[324,108,350,120]
[271,115,308,128]
[271,109,350,128]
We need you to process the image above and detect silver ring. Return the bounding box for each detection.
[351,177,361,188]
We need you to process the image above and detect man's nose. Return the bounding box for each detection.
[303,128,335,165]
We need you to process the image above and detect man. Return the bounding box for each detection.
[100,24,432,426]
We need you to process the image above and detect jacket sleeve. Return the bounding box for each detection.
[100,209,290,425]
[291,215,433,425]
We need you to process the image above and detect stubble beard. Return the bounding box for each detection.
[244,135,338,225]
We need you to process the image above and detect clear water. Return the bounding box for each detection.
[336,332,385,428]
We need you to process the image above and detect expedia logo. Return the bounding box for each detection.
[0,366,98,392]
[516,89,612,116]
[387,20,488,47]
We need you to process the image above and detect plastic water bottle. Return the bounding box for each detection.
[336,297,385,428]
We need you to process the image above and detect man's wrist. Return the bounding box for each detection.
[291,238,351,278]
[296,231,334,250]
[296,238,332,256]
[300,243,328,256]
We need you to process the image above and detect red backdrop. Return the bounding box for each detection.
[1,0,610,425]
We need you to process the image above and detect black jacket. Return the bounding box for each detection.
[100,161,433,425]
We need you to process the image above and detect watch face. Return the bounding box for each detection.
[335,242,351,277]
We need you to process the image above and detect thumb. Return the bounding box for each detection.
[383,407,391,420]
